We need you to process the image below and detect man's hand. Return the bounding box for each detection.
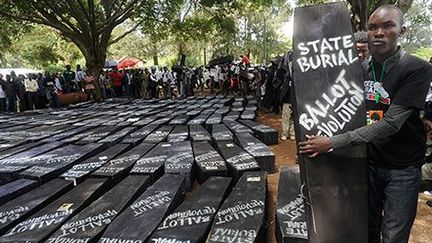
[298,135,333,158]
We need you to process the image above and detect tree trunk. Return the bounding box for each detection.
[398,0,414,13]
[203,47,206,66]
[153,53,159,66]
[83,48,106,101]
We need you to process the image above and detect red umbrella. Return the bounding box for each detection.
[117,58,140,69]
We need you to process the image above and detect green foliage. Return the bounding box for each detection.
[109,0,293,67]
[412,47,432,61]
[1,25,84,70]
[401,0,432,53]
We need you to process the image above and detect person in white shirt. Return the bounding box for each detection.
[162,67,175,99]
[75,65,85,90]
[0,74,6,112]
[24,74,40,110]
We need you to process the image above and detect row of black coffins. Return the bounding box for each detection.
[0,95,281,242]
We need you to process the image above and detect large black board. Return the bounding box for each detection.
[292,2,368,242]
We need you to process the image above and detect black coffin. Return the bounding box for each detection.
[165,141,195,191]
[61,143,132,184]
[129,142,169,180]
[211,124,234,142]
[46,175,151,243]
[240,120,279,145]
[276,166,308,243]
[192,141,228,184]
[223,120,254,135]
[190,125,212,142]
[121,124,159,145]
[234,132,276,172]
[44,126,93,142]
[205,114,223,131]
[214,107,230,115]
[62,127,108,144]
[92,143,154,180]
[150,116,175,125]
[0,141,46,161]
[223,111,240,121]
[0,140,27,153]
[0,179,39,206]
[240,109,256,120]
[0,179,72,235]
[207,172,267,243]
[144,125,174,143]
[0,142,64,184]
[75,126,121,145]
[215,141,260,181]
[169,115,191,125]
[188,114,211,125]
[19,143,104,183]
[98,174,185,243]
[292,3,368,242]
[131,117,156,126]
[149,177,232,243]
[167,126,189,142]
[0,178,108,242]
[98,127,137,146]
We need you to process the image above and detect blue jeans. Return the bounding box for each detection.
[368,164,421,243]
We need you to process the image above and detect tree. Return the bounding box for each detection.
[0,18,31,67]
[0,0,173,97]
[400,0,432,53]
[296,0,415,30]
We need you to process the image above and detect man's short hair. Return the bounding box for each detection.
[372,5,404,26]
[354,31,368,43]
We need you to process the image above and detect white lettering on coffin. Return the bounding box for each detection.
[298,69,363,136]
[296,35,357,72]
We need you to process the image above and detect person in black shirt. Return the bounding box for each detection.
[299,5,432,243]
[63,65,75,93]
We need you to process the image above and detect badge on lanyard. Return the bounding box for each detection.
[374,82,389,98]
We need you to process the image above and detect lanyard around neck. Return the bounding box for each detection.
[371,58,390,103]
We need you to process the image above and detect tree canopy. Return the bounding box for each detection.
[0,0,429,74]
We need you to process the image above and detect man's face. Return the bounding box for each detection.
[356,42,369,61]
[367,8,404,60]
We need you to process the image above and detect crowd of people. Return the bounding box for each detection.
[0,54,292,113]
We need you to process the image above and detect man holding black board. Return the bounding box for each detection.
[299,5,432,243]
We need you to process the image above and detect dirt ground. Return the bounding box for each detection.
[257,111,432,243]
